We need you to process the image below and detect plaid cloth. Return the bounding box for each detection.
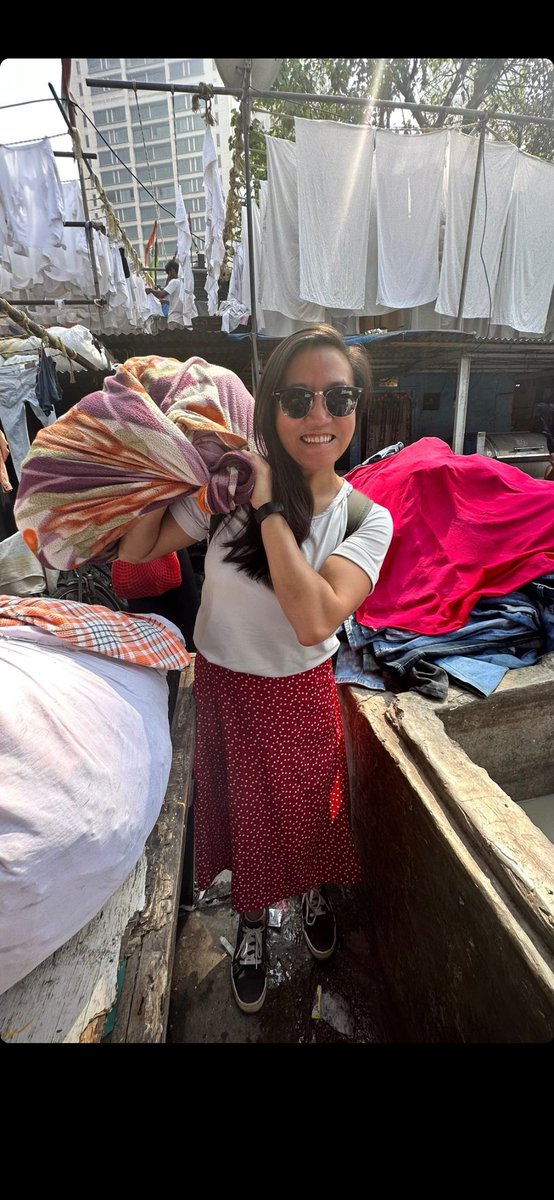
[0,594,190,670]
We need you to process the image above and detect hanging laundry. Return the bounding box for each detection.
[296,117,374,310]
[0,138,64,262]
[491,151,554,335]
[175,188,198,327]
[202,125,226,316]
[375,128,448,309]
[436,131,518,320]
[261,135,325,324]
[35,347,61,417]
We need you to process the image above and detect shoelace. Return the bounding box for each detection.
[236,925,264,968]
[304,888,328,925]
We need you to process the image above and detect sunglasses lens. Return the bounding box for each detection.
[278,388,313,418]
[324,386,361,416]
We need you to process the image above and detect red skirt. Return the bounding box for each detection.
[193,653,361,912]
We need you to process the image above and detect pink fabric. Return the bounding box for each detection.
[346,437,554,635]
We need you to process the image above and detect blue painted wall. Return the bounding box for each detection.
[384,371,517,445]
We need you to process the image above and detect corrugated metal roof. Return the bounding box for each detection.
[97,325,554,384]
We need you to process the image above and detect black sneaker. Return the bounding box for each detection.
[301,886,337,960]
[231,911,268,1013]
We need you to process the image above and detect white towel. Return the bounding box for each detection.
[203,125,226,317]
[175,187,198,327]
[436,130,518,319]
[376,128,448,309]
[491,151,554,334]
[261,135,325,323]
[296,116,373,309]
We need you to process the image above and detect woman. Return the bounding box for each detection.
[118,325,393,1014]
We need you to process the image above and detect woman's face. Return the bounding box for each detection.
[275,346,357,477]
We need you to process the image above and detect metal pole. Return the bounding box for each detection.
[452,353,472,453]
[455,117,488,330]
[85,77,554,129]
[241,62,261,394]
[49,83,104,327]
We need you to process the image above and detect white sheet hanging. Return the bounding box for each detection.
[375,128,448,309]
[261,135,325,324]
[295,117,374,310]
[362,167,394,316]
[436,130,518,319]
[491,151,554,334]
[0,138,64,264]
[202,125,226,316]
[175,188,198,327]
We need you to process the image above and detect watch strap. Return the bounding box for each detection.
[254,501,285,526]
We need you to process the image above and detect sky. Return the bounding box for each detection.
[0,58,77,180]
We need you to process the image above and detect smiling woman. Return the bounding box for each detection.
[0,58,76,179]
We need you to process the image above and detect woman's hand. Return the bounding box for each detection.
[243,449,273,510]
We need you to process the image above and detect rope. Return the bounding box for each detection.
[192,81,215,126]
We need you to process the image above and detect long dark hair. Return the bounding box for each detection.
[213,324,371,586]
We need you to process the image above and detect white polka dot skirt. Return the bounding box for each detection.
[193,653,362,913]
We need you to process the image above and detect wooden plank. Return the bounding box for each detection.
[0,859,147,1043]
[108,659,196,1043]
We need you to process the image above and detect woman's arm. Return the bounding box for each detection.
[245,450,389,646]
[118,506,198,562]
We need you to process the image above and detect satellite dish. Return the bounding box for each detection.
[214,59,283,91]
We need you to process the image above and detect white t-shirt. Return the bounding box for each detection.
[170,480,393,677]
[164,276,182,325]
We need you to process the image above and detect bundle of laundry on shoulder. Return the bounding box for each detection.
[14,354,256,571]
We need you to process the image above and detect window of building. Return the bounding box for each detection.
[126,58,163,69]
[99,147,131,167]
[182,177,202,194]
[121,225,138,242]
[105,187,135,204]
[191,216,204,233]
[87,58,121,73]
[132,122,170,144]
[103,126,129,146]
[130,99,168,124]
[139,202,159,221]
[175,113,205,134]
[95,105,126,126]
[103,168,131,187]
[114,205,137,224]
[126,66,166,84]
[173,94,192,113]
[169,59,203,79]
[156,184,175,200]
[184,196,203,214]
[176,134,203,156]
[135,141,172,165]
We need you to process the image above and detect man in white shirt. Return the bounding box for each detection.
[145,259,181,323]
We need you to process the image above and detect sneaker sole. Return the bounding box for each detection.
[303,928,337,961]
[231,975,268,1014]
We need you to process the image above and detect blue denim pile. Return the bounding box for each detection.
[335,579,554,699]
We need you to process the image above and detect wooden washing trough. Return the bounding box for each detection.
[339,652,554,1043]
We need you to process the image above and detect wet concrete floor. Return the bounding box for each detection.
[168,872,404,1044]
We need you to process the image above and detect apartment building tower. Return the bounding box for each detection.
[72,57,234,272]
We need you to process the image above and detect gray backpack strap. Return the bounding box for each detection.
[344,488,373,540]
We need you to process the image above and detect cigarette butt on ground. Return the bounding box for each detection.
[311,983,322,1020]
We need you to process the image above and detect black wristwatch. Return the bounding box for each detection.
[254,501,285,526]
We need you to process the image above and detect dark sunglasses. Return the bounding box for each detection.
[273,384,362,419]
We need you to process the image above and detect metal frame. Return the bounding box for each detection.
[85,66,554,435]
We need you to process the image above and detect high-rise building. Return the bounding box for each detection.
[72,58,234,273]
